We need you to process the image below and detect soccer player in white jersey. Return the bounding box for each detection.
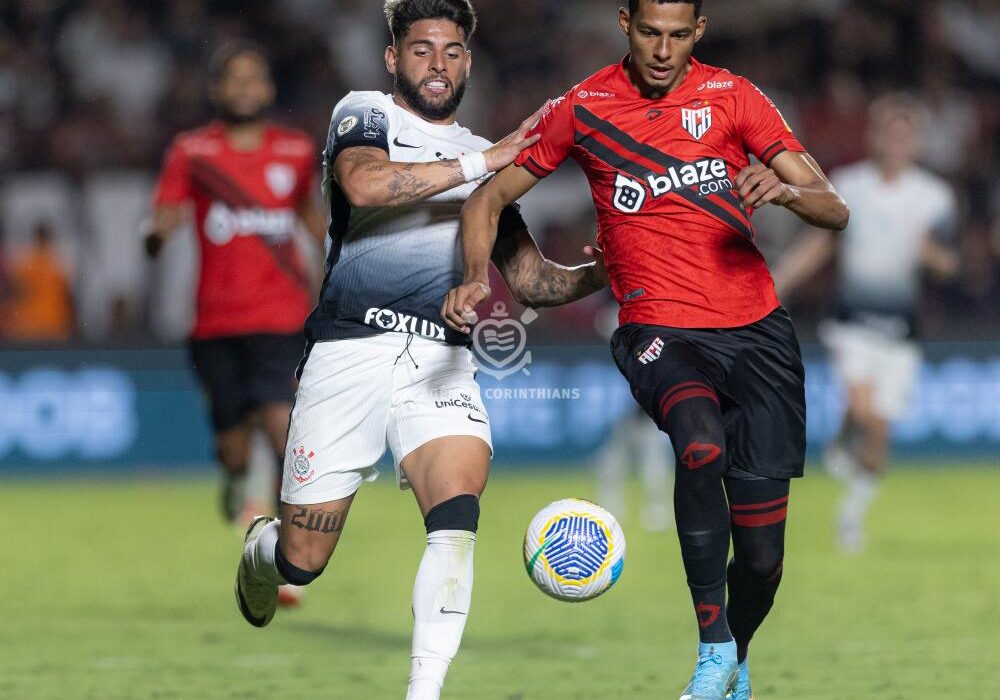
[233,2,608,698]
[775,93,958,552]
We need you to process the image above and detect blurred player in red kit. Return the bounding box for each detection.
[145,42,326,603]
[443,2,849,698]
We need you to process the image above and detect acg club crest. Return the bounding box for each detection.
[681,105,713,140]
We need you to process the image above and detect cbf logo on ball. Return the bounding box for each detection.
[471,302,537,380]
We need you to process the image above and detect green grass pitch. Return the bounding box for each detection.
[2,465,998,699]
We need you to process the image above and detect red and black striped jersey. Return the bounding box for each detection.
[514,57,805,329]
[155,121,316,339]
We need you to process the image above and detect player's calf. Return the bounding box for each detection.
[726,476,789,663]
[408,494,480,700]
[666,396,732,645]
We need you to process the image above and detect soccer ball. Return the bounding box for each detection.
[522,498,626,602]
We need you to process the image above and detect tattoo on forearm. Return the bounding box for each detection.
[290,506,346,534]
[339,152,465,205]
[494,233,604,307]
[384,161,465,205]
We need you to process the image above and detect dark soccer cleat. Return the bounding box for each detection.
[679,641,738,700]
[234,516,278,627]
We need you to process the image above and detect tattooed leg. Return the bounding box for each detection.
[276,494,357,577]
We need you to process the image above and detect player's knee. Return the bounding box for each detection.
[734,553,784,583]
[676,437,726,477]
[424,494,480,534]
[274,543,326,587]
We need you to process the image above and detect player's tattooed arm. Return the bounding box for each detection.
[443,164,545,333]
[334,146,466,207]
[492,224,608,308]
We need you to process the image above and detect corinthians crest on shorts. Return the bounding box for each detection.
[291,446,315,483]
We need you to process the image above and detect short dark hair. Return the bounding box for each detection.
[384,0,477,45]
[208,40,271,84]
[627,0,703,18]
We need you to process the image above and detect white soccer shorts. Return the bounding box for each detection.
[819,320,921,420]
[281,333,492,505]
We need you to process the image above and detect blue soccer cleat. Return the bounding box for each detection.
[679,641,739,700]
[725,660,757,700]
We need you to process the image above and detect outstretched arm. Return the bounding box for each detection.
[441,165,606,333]
[736,151,850,231]
[490,207,607,308]
[333,108,541,208]
[440,165,539,332]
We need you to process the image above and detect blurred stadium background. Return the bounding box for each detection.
[1,2,998,699]
[1,0,999,469]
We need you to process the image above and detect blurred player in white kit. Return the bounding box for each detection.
[775,93,958,552]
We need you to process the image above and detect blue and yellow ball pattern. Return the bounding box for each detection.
[523,498,626,602]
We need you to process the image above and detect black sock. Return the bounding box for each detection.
[725,476,789,662]
[664,385,733,644]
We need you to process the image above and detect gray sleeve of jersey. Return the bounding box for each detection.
[325,97,390,163]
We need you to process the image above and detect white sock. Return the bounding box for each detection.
[406,530,477,700]
[839,471,879,532]
[245,519,284,585]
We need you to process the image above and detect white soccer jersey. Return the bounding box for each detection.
[831,161,955,337]
[306,91,493,347]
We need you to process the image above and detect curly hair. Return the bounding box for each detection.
[384,0,477,45]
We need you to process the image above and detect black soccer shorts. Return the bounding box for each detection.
[189,332,304,433]
[609,307,806,480]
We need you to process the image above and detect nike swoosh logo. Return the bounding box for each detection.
[440,607,466,615]
[467,413,487,424]
[393,137,421,149]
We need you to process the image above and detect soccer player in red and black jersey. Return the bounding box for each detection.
[146,42,326,539]
[443,2,849,698]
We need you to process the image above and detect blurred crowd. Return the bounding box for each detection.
[1,0,998,345]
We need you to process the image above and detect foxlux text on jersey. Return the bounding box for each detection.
[364,307,447,341]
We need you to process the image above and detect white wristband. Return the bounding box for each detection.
[458,151,488,183]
